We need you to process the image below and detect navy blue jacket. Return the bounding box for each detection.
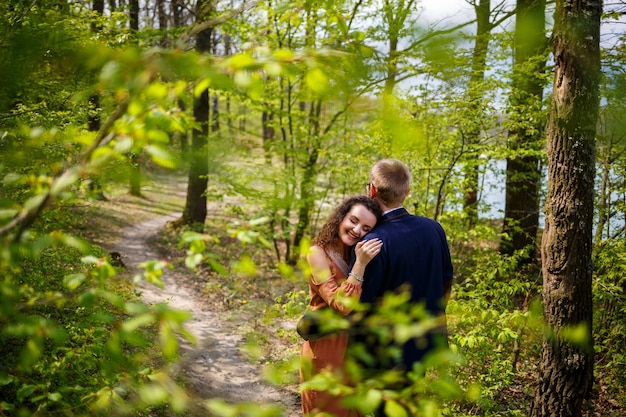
[353,207,453,370]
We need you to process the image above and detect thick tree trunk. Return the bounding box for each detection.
[501,0,546,261]
[181,4,212,228]
[183,88,209,228]
[129,0,139,30]
[530,1,601,416]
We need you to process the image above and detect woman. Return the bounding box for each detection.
[300,196,383,417]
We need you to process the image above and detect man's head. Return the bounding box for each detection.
[367,159,410,209]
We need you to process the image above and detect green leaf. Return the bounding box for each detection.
[273,49,294,61]
[146,129,171,145]
[384,400,408,417]
[232,255,257,277]
[0,208,18,220]
[206,398,238,417]
[0,374,14,386]
[48,392,62,402]
[185,253,203,269]
[17,384,36,402]
[63,273,87,290]
[193,78,211,97]
[159,325,178,361]
[19,339,42,368]
[229,53,255,69]
[145,144,178,169]
[122,313,155,333]
[208,259,228,276]
[139,383,168,405]
[305,67,328,93]
[50,170,79,195]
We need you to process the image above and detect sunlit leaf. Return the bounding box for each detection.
[384,400,408,417]
[233,255,257,277]
[305,67,328,93]
[145,144,178,169]
[63,273,87,290]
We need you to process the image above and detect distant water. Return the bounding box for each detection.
[478,159,545,227]
[479,159,625,239]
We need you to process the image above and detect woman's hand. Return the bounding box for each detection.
[347,238,382,285]
[354,238,383,265]
[354,239,383,268]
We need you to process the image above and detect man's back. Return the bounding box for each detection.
[358,207,453,368]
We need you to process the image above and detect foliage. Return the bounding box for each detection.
[0,224,192,415]
[1,0,626,416]
[593,239,626,405]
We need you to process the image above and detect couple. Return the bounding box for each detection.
[299,159,454,417]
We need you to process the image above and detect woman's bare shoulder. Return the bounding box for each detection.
[307,245,329,265]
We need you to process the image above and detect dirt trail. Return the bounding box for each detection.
[112,212,300,416]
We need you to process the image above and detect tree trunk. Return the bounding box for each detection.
[87,0,106,201]
[129,153,142,196]
[172,0,182,26]
[291,100,322,264]
[157,0,166,30]
[127,0,141,196]
[183,88,209,228]
[262,109,275,164]
[89,0,104,133]
[129,0,139,30]
[530,1,601,415]
[501,0,546,261]
[181,3,212,229]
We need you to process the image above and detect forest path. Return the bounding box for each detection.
[107,197,300,415]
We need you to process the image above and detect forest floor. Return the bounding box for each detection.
[77,170,302,416]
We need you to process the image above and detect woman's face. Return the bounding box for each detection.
[338,204,378,247]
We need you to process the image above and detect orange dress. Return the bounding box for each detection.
[300,251,363,417]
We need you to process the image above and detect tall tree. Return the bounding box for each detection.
[129,0,139,30]
[127,0,142,197]
[461,0,493,227]
[500,0,547,261]
[88,0,103,131]
[530,0,601,415]
[181,0,213,228]
[382,0,417,96]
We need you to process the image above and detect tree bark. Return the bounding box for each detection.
[183,88,209,228]
[530,1,601,415]
[129,0,139,30]
[181,2,212,228]
[291,99,322,264]
[127,0,141,197]
[501,0,546,261]
[262,109,275,164]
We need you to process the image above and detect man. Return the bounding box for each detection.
[350,158,453,385]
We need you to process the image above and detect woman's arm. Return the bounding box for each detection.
[345,238,383,285]
[307,240,382,314]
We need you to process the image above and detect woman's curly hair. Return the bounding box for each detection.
[312,196,383,249]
